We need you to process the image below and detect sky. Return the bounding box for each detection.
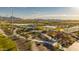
[0,7,79,20]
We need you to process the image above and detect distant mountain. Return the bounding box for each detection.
[0,16,22,20]
[0,16,79,23]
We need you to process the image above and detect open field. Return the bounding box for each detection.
[0,18,79,51]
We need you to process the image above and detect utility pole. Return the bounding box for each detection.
[11,7,14,34]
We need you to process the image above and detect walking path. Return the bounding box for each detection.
[64,41,79,51]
